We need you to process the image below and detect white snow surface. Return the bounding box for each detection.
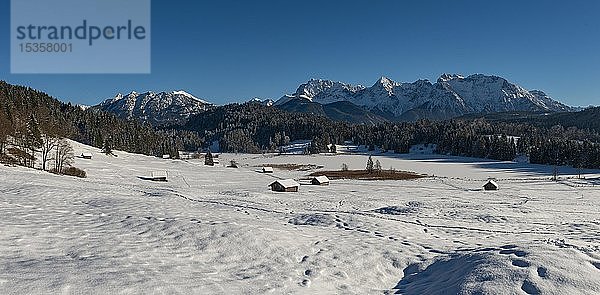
[1,140,600,294]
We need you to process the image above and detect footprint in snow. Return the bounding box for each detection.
[537,267,548,278]
[521,280,541,295]
[512,259,530,268]
[499,249,527,257]
[300,279,311,287]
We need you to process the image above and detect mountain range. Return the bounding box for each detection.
[94,90,212,126]
[93,74,573,125]
[275,74,572,122]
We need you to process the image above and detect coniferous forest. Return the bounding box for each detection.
[3,80,600,171]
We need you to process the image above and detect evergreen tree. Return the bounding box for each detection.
[330,144,337,153]
[366,155,374,173]
[102,136,113,155]
[374,159,382,173]
[205,150,214,166]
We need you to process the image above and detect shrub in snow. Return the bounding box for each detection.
[63,167,86,178]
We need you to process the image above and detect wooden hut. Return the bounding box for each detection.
[80,153,93,159]
[150,171,168,182]
[483,179,498,191]
[262,167,274,173]
[311,176,330,186]
[269,179,300,192]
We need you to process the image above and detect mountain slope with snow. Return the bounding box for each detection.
[277,74,573,121]
[94,90,213,126]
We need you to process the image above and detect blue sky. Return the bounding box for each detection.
[1,0,599,106]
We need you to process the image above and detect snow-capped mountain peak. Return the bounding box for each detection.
[437,73,465,83]
[373,76,398,94]
[248,97,274,107]
[274,79,366,106]
[94,90,213,126]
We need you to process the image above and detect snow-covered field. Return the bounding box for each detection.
[1,141,600,294]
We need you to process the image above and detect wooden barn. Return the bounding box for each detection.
[269,179,300,192]
[150,171,168,182]
[311,176,330,186]
[483,179,498,191]
[262,167,274,173]
[80,153,93,159]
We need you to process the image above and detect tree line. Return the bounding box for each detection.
[180,102,600,169]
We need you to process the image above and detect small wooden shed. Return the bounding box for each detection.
[151,171,168,182]
[80,153,93,159]
[311,176,330,186]
[162,154,171,159]
[269,179,300,192]
[262,167,274,173]
[484,179,498,191]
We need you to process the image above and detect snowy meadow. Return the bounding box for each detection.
[1,141,600,294]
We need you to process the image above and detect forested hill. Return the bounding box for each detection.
[0,81,204,157]
[180,102,349,153]
[458,107,600,133]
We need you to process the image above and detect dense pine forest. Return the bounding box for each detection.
[3,81,600,171]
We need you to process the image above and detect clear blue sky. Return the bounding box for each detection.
[1,0,599,106]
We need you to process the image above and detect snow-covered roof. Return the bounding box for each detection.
[151,171,167,178]
[262,167,274,172]
[81,152,93,157]
[312,176,330,183]
[270,179,299,188]
[485,179,498,187]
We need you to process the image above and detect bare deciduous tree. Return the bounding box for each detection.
[54,139,73,173]
[40,134,59,171]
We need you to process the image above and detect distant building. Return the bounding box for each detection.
[269,179,300,192]
[178,151,193,160]
[80,153,93,159]
[311,176,330,186]
[484,179,499,191]
[150,171,168,182]
[262,167,274,173]
[162,154,171,159]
